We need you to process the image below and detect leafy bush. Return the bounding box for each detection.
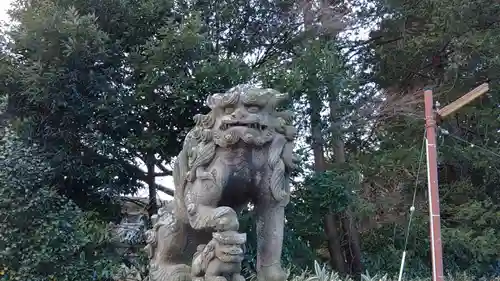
[242,260,498,281]
[272,261,500,281]
[361,190,500,277]
[0,130,121,280]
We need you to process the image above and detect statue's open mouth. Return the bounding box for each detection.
[220,122,268,131]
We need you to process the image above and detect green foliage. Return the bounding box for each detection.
[354,0,500,276]
[303,168,359,212]
[246,260,497,281]
[361,217,431,277]
[0,0,304,215]
[280,163,364,268]
[0,0,498,278]
[0,130,121,280]
[357,135,500,276]
[1,0,145,215]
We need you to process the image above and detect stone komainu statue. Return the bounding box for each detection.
[144,85,298,281]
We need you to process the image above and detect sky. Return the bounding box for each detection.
[0,1,11,24]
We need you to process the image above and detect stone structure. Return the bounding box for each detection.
[110,197,168,281]
[109,207,147,281]
[191,231,246,281]
[111,197,167,249]
[144,85,298,281]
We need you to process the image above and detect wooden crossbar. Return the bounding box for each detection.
[436,83,489,118]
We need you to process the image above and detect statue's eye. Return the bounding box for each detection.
[247,106,260,113]
[224,107,235,114]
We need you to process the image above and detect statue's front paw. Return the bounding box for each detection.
[257,264,287,281]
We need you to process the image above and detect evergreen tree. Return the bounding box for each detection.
[0,128,120,280]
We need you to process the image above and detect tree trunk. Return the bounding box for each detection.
[302,0,347,273]
[311,94,327,172]
[324,213,347,274]
[328,78,362,277]
[341,210,363,277]
[311,92,347,273]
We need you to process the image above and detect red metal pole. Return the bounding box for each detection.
[423,88,445,281]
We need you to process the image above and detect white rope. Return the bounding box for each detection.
[398,128,426,281]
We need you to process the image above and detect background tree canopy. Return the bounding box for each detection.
[0,0,499,279]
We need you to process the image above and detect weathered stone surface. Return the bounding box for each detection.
[191,231,246,281]
[145,84,298,281]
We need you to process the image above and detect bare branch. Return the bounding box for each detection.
[155,184,174,197]
[155,162,172,176]
[154,172,171,177]
[120,197,147,208]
